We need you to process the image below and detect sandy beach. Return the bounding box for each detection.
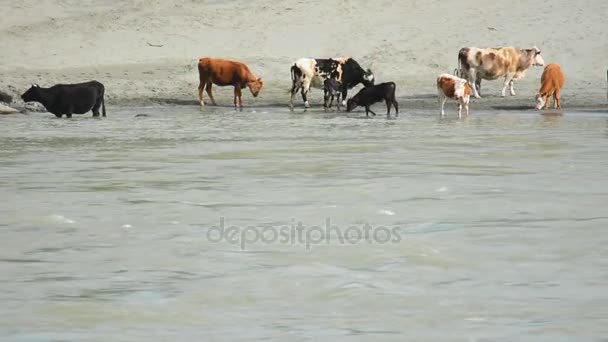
[1,0,607,110]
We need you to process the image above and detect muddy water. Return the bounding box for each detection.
[1,106,607,340]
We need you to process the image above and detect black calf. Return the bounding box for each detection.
[346,82,399,118]
[21,80,106,118]
[323,78,342,110]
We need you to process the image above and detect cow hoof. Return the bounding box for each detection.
[304,101,310,108]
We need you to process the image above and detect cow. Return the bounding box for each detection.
[289,57,374,109]
[197,57,263,108]
[323,77,342,110]
[457,46,545,98]
[345,82,399,119]
[20,81,106,118]
[535,63,565,110]
[437,74,472,118]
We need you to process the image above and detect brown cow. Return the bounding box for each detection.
[197,57,263,108]
[535,63,565,110]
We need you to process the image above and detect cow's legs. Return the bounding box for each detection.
[385,99,393,118]
[438,91,447,115]
[393,99,399,117]
[92,100,101,117]
[457,101,463,118]
[234,87,243,108]
[206,82,217,106]
[464,69,481,98]
[301,78,312,108]
[475,76,482,97]
[544,94,551,109]
[54,113,62,118]
[501,73,516,97]
[327,94,334,110]
[367,106,377,117]
[508,79,516,96]
[198,82,205,107]
[555,90,561,109]
[341,88,348,107]
[289,80,301,109]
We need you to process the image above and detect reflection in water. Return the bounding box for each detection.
[1,107,607,340]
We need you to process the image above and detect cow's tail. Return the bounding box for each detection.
[288,64,301,94]
[290,64,297,82]
[455,48,466,78]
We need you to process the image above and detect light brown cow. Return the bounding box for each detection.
[197,57,263,108]
[437,74,472,118]
[535,63,565,110]
[457,47,545,98]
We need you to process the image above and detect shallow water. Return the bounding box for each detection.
[1,106,608,341]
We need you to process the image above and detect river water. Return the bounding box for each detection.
[1,106,607,341]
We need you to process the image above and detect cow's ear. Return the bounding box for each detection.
[33,83,39,88]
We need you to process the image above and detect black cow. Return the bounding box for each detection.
[323,78,342,110]
[346,82,399,119]
[21,80,106,118]
[289,57,374,109]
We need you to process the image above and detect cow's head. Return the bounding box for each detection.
[21,84,41,103]
[530,46,544,66]
[346,94,361,112]
[362,68,374,87]
[534,93,545,110]
[247,78,264,97]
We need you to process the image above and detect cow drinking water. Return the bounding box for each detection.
[535,63,565,110]
[197,57,264,108]
[345,82,399,119]
[20,81,106,118]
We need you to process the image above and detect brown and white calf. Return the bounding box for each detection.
[437,74,471,118]
[535,63,565,110]
[457,46,545,98]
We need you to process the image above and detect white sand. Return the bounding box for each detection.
[1,0,607,108]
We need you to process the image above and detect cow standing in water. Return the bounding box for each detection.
[457,46,545,98]
[345,82,399,119]
[289,57,374,109]
[20,81,106,118]
[436,74,472,118]
[197,57,264,108]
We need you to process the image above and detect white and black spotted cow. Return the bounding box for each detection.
[289,57,374,109]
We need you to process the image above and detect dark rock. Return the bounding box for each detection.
[0,90,12,104]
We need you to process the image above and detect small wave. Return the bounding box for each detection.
[49,214,75,224]
[378,209,395,216]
